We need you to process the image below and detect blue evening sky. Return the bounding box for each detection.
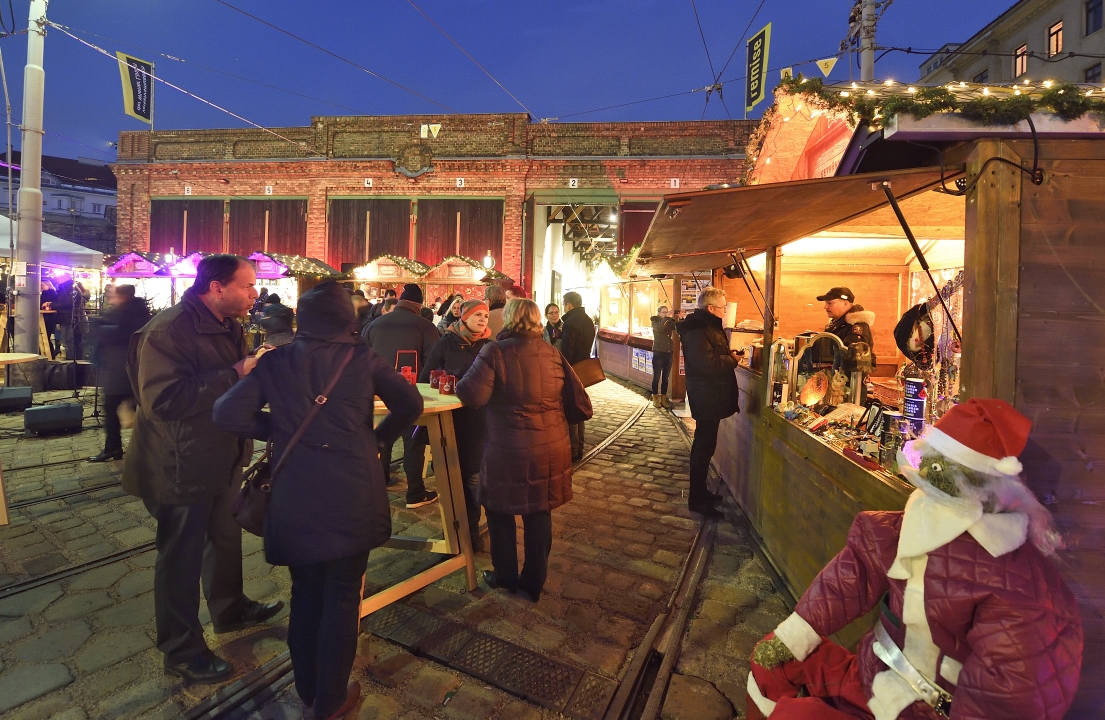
[0,0,1014,160]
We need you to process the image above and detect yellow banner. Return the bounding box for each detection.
[745,23,772,112]
[116,52,154,124]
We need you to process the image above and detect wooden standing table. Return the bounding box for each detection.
[360,383,477,618]
[0,352,39,526]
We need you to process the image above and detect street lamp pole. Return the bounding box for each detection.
[14,0,48,354]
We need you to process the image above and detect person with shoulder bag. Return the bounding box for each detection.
[457,299,592,602]
[213,281,423,720]
[558,291,598,461]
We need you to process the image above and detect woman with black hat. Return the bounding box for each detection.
[214,281,423,720]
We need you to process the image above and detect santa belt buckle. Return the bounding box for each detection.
[872,621,953,718]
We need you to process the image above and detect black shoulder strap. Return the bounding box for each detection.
[270,346,355,480]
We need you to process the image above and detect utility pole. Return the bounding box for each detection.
[14,0,47,354]
[860,0,876,81]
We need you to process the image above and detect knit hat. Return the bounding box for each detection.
[399,283,423,304]
[295,280,357,340]
[925,398,1032,477]
[460,299,488,322]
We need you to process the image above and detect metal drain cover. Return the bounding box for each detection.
[365,604,615,719]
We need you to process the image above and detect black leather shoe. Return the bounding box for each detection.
[165,650,234,683]
[88,450,123,463]
[482,570,516,593]
[212,599,285,634]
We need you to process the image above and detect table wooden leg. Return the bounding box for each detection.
[0,457,8,526]
[434,411,477,591]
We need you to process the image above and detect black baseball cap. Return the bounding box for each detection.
[816,287,855,302]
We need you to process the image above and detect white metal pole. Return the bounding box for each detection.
[14,0,48,354]
[860,0,876,82]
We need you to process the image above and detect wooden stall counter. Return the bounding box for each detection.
[713,365,911,645]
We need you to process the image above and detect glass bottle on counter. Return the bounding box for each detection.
[771,345,790,408]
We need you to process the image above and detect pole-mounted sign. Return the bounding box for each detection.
[116,52,154,124]
[745,22,772,112]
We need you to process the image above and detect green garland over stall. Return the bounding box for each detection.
[746,76,1105,178]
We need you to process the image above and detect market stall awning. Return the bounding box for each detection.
[0,218,104,268]
[635,165,963,274]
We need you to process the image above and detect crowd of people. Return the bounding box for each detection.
[77,249,752,719]
[105,254,599,719]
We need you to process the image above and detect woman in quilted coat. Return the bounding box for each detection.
[746,399,1082,720]
[456,298,592,601]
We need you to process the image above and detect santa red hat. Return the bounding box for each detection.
[924,398,1032,477]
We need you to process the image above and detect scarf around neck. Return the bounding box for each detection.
[450,321,491,346]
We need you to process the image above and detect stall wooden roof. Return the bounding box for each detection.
[635,165,964,274]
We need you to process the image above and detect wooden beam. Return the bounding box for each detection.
[961,139,1022,403]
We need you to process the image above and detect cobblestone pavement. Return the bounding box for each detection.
[0,381,780,720]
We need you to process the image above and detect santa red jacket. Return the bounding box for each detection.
[760,498,1082,720]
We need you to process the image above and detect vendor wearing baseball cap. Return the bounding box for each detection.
[815,286,875,368]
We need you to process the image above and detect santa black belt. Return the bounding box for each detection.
[872,620,954,718]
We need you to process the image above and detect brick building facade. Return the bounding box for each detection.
[113,113,753,306]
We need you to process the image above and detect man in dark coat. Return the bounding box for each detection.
[815,286,876,371]
[676,286,740,518]
[89,284,151,462]
[123,254,283,683]
[366,288,397,322]
[559,291,596,462]
[213,281,423,719]
[364,283,440,507]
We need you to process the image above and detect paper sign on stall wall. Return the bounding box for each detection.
[14,262,26,276]
[644,350,654,375]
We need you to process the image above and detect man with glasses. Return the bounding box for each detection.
[675,286,741,518]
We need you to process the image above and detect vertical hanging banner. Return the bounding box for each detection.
[745,22,772,112]
[116,52,154,124]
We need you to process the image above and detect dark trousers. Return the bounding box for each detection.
[288,552,369,717]
[689,415,722,507]
[142,480,248,664]
[379,425,428,501]
[485,510,552,600]
[651,351,673,395]
[569,422,586,460]
[102,394,129,454]
[462,474,481,544]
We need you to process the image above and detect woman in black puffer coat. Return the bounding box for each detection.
[213,281,422,720]
[456,299,592,602]
[418,298,492,548]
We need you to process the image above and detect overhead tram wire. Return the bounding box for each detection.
[49,24,306,149]
[403,0,534,117]
[541,52,840,122]
[877,45,1105,63]
[688,0,729,120]
[52,24,368,115]
[214,0,456,113]
[43,130,115,158]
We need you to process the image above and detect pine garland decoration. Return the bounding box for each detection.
[746,75,1105,178]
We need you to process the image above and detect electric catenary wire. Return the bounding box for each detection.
[542,52,841,122]
[49,24,306,148]
[403,0,533,117]
[44,130,115,158]
[53,24,367,115]
[214,0,456,113]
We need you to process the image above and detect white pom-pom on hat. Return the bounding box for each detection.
[995,456,1023,476]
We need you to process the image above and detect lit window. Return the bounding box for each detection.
[973,70,989,83]
[1015,44,1028,76]
[1048,21,1064,56]
[1087,62,1103,83]
[1088,0,1103,35]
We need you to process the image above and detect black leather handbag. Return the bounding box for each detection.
[232,346,355,536]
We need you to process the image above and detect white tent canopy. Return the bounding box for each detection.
[0,218,103,268]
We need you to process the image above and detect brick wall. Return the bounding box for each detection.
[113,114,755,281]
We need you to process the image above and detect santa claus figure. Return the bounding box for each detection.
[747,398,1083,720]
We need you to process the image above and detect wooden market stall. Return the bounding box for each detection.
[248,251,342,307]
[106,251,174,310]
[635,118,1105,713]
